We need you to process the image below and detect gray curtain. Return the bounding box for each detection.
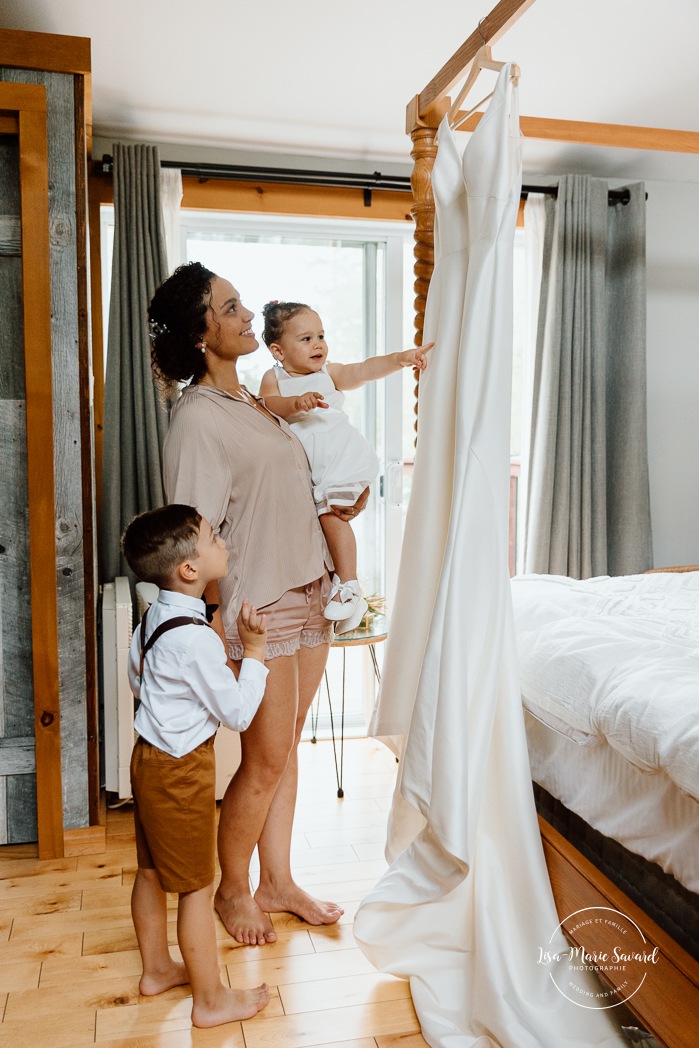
[524,174,652,578]
[101,144,169,581]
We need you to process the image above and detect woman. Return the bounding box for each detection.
[148,262,368,945]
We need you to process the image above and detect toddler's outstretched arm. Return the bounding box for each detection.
[395,344,432,371]
[327,341,434,391]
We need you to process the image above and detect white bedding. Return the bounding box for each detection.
[510,571,699,802]
[524,710,699,892]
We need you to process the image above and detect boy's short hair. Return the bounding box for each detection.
[121,504,201,588]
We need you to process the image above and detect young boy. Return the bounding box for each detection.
[121,504,270,1027]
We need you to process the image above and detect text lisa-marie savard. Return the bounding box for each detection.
[537,946,660,966]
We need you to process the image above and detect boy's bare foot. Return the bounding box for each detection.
[214,888,277,945]
[254,882,344,926]
[139,959,189,996]
[191,983,269,1028]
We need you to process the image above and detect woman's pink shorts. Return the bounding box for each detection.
[227,574,333,661]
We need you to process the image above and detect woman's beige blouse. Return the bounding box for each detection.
[163,384,329,631]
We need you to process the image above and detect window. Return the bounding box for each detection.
[181,211,412,604]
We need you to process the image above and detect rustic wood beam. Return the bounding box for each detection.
[453,112,699,154]
[0,30,93,151]
[0,28,90,74]
[415,0,536,119]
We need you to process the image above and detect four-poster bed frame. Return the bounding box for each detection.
[405,2,699,1045]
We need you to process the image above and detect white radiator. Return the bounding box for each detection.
[102,578,241,801]
[102,577,134,799]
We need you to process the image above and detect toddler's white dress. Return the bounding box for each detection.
[273,364,379,515]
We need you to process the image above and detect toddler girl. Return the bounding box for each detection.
[260,301,432,633]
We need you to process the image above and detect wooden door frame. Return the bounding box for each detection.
[1,81,63,858]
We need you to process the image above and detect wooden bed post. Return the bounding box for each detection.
[409,124,436,439]
[408,123,438,350]
[406,98,447,437]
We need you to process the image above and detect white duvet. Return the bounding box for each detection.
[510,572,699,802]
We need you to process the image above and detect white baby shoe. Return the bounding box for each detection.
[324,575,368,634]
[335,594,368,635]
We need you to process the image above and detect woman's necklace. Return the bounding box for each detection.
[228,386,254,403]
[230,385,279,423]
[198,377,253,401]
[199,379,279,423]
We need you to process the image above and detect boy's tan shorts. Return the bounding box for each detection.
[130,734,216,893]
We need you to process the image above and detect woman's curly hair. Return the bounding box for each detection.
[148,262,216,396]
[261,300,310,348]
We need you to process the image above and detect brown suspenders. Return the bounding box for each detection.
[138,605,210,677]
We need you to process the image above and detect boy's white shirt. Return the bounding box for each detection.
[128,590,268,758]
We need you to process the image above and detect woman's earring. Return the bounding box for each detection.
[199,341,207,354]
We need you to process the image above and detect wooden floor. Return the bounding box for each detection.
[0,738,428,1048]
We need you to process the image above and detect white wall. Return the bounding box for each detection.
[645,180,699,567]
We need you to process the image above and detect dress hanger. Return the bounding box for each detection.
[447,45,520,131]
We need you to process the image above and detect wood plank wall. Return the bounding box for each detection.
[0,62,93,842]
[0,133,37,844]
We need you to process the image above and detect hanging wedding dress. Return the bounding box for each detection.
[354,66,625,1048]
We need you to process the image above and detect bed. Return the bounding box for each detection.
[510,569,699,1045]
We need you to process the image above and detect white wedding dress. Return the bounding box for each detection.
[353,66,625,1048]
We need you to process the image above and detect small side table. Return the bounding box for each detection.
[310,614,388,797]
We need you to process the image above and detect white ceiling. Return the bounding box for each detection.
[3,0,699,183]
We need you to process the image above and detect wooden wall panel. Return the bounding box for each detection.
[0,399,34,742]
[1,67,90,832]
[73,77,99,828]
[0,135,37,844]
[0,138,22,392]
[0,51,97,854]
[1,30,98,849]
[16,89,63,858]
[5,67,90,834]
[6,771,37,845]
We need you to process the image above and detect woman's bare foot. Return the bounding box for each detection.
[139,959,189,996]
[254,882,344,926]
[214,888,277,945]
[191,983,269,1028]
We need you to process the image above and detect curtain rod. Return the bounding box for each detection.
[94,155,631,206]
[94,155,410,205]
[522,183,631,205]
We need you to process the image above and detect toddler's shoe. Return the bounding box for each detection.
[335,594,368,635]
[324,576,367,633]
